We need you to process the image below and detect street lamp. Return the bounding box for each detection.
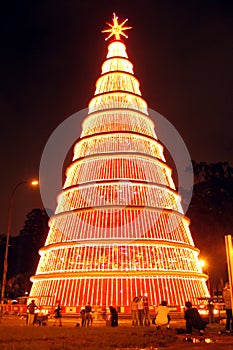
[1,180,39,302]
[199,259,211,293]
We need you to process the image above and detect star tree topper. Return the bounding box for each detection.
[101,13,132,41]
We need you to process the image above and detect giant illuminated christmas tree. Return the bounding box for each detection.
[30,14,209,312]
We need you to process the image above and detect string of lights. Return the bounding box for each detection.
[29,14,209,312]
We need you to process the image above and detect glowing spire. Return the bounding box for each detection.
[101,13,132,41]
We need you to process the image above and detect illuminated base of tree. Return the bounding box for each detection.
[30,274,208,312]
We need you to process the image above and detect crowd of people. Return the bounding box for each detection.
[80,302,93,327]
[131,296,150,326]
[129,283,232,336]
[131,296,170,328]
[79,304,118,327]
[130,296,209,334]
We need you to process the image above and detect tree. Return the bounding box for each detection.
[6,208,49,297]
[6,273,32,299]
[187,161,233,293]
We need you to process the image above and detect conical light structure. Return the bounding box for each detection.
[30,14,209,312]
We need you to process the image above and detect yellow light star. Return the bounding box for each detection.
[101,13,132,41]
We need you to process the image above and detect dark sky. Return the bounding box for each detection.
[0,0,233,236]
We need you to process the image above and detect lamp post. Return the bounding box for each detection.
[1,180,39,302]
[199,259,211,294]
[225,235,233,313]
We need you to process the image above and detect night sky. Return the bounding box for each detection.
[0,0,233,236]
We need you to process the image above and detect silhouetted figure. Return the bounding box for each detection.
[131,297,139,326]
[184,301,207,335]
[109,306,118,327]
[138,296,144,326]
[223,282,233,333]
[53,302,62,326]
[207,300,215,324]
[143,296,150,326]
[27,299,38,326]
[80,308,86,327]
[85,302,92,327]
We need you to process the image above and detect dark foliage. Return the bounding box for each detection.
[0,208,49,298]
[187,161,233,293]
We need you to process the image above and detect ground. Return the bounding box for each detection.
[0,314,233,349]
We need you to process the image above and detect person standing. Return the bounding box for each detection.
[207,299,215,324]
[143,296,150,326]
[27,300,38,326]
[80,308,86,327]
[138,296,144,326]
[85,302,92,327]
[53,302,62,326]
[131,297,139,326]
[155,300,170,329]
[184,301,207,335]
[223,282,233,333]
[109,306,118,327]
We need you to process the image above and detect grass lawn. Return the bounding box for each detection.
[0,325,177,350]
[0,316,233,349]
